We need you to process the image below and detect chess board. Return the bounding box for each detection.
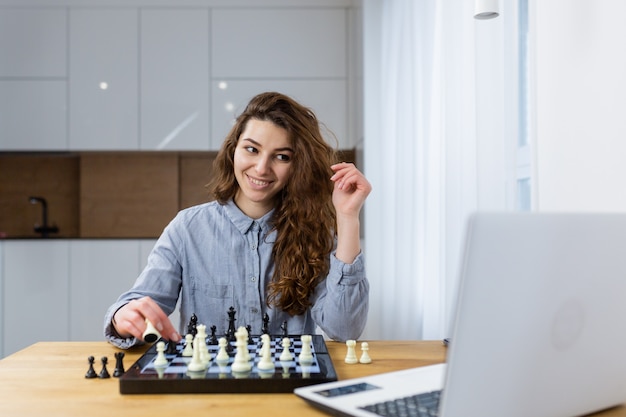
[119,334,337,394]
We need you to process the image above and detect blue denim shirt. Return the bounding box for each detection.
[104,199,369,348]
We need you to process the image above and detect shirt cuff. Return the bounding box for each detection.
[329,251,365,285]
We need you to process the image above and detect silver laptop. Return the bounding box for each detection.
[295,212,626,417]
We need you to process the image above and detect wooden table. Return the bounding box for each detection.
[0,340,623,417]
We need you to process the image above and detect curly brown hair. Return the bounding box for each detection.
[208,92,339,316]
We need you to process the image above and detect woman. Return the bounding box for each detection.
[104,92,371,348]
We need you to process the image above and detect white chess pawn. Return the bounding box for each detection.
[182,334,194,357]
[153,341,169,367]
[215,337,230,364]
[279,337,293,362]
[359,342,372,364]
[345,340,358,364]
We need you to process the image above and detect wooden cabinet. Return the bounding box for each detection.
[69,9,138,149]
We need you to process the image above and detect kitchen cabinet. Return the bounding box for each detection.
[0,80,67,150]
[211,79,348,150]
[2,241,70,357]
[0,8,67,78]
[0,8,67,150]
[0,239,158,358]
[69,240,155,341]
[69,9,138,149]
[209,8,350,148]
[140,9,210,150]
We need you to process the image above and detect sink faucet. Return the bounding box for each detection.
[28,196,59,237]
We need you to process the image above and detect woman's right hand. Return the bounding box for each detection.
[112,296,181,342]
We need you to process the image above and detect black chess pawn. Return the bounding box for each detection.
[98,356,111,379]
[281,321,288,337]
[246,325,254,345]
[85,355,97,379]
[187,313,198,337]
[209,325,218,345]
[262,313,270,335]
[113,352,125,377]
[166,340,178,355]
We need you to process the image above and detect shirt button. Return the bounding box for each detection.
[251,308,259,314]
[251,243,257,250]
[250,276,257,282]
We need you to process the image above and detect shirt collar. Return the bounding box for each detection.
[224,199,275,234]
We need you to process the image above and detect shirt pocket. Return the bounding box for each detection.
[191,279,233,300]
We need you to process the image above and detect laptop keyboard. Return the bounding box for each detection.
[359,390,442,417]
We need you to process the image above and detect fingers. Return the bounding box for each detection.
[330,162,372,194]
[112,297,181,343]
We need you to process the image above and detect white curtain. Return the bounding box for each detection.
[362,0,508,340]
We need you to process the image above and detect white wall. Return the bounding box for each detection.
[533,0,626,211]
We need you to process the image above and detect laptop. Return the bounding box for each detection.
[295,212,626,417]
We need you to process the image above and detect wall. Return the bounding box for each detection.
[533,0,626,211]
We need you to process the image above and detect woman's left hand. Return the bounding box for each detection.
[330,162,372,218]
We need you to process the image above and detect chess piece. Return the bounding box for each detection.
[226,306,237,342]
[98,356,111,378]
[345,340,358,364]
[231,327,252,373]
[359,342,372,364]
[262,313,270,335]
[143,318,161,343]
[187,313,198,337]
[279,337,293,362]
[215,337,230,364]
[187,334,207,372]
[280,321,288,337]
[182,334,194,357]
[298,335,313,364]
[257,334,274,371]
[196,324,211,365]
[85,355,97,379]
[154,341,169,367]
[209,325,218,345]
[113,352,125,377]
[166,339,178,355]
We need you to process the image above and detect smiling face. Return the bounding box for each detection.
[233,118,294,219]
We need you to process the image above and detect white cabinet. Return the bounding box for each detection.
[2,241,70,358]
[211,8,346,78]
[0,80,67,150]
[211,79,348,149]
[69,240,145,341]
[0,8,67,150]
[0,239,160,358]
[210,8,350,149]
[140,9,210,150]
[69,9,138,150]
[0,8,67,78]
